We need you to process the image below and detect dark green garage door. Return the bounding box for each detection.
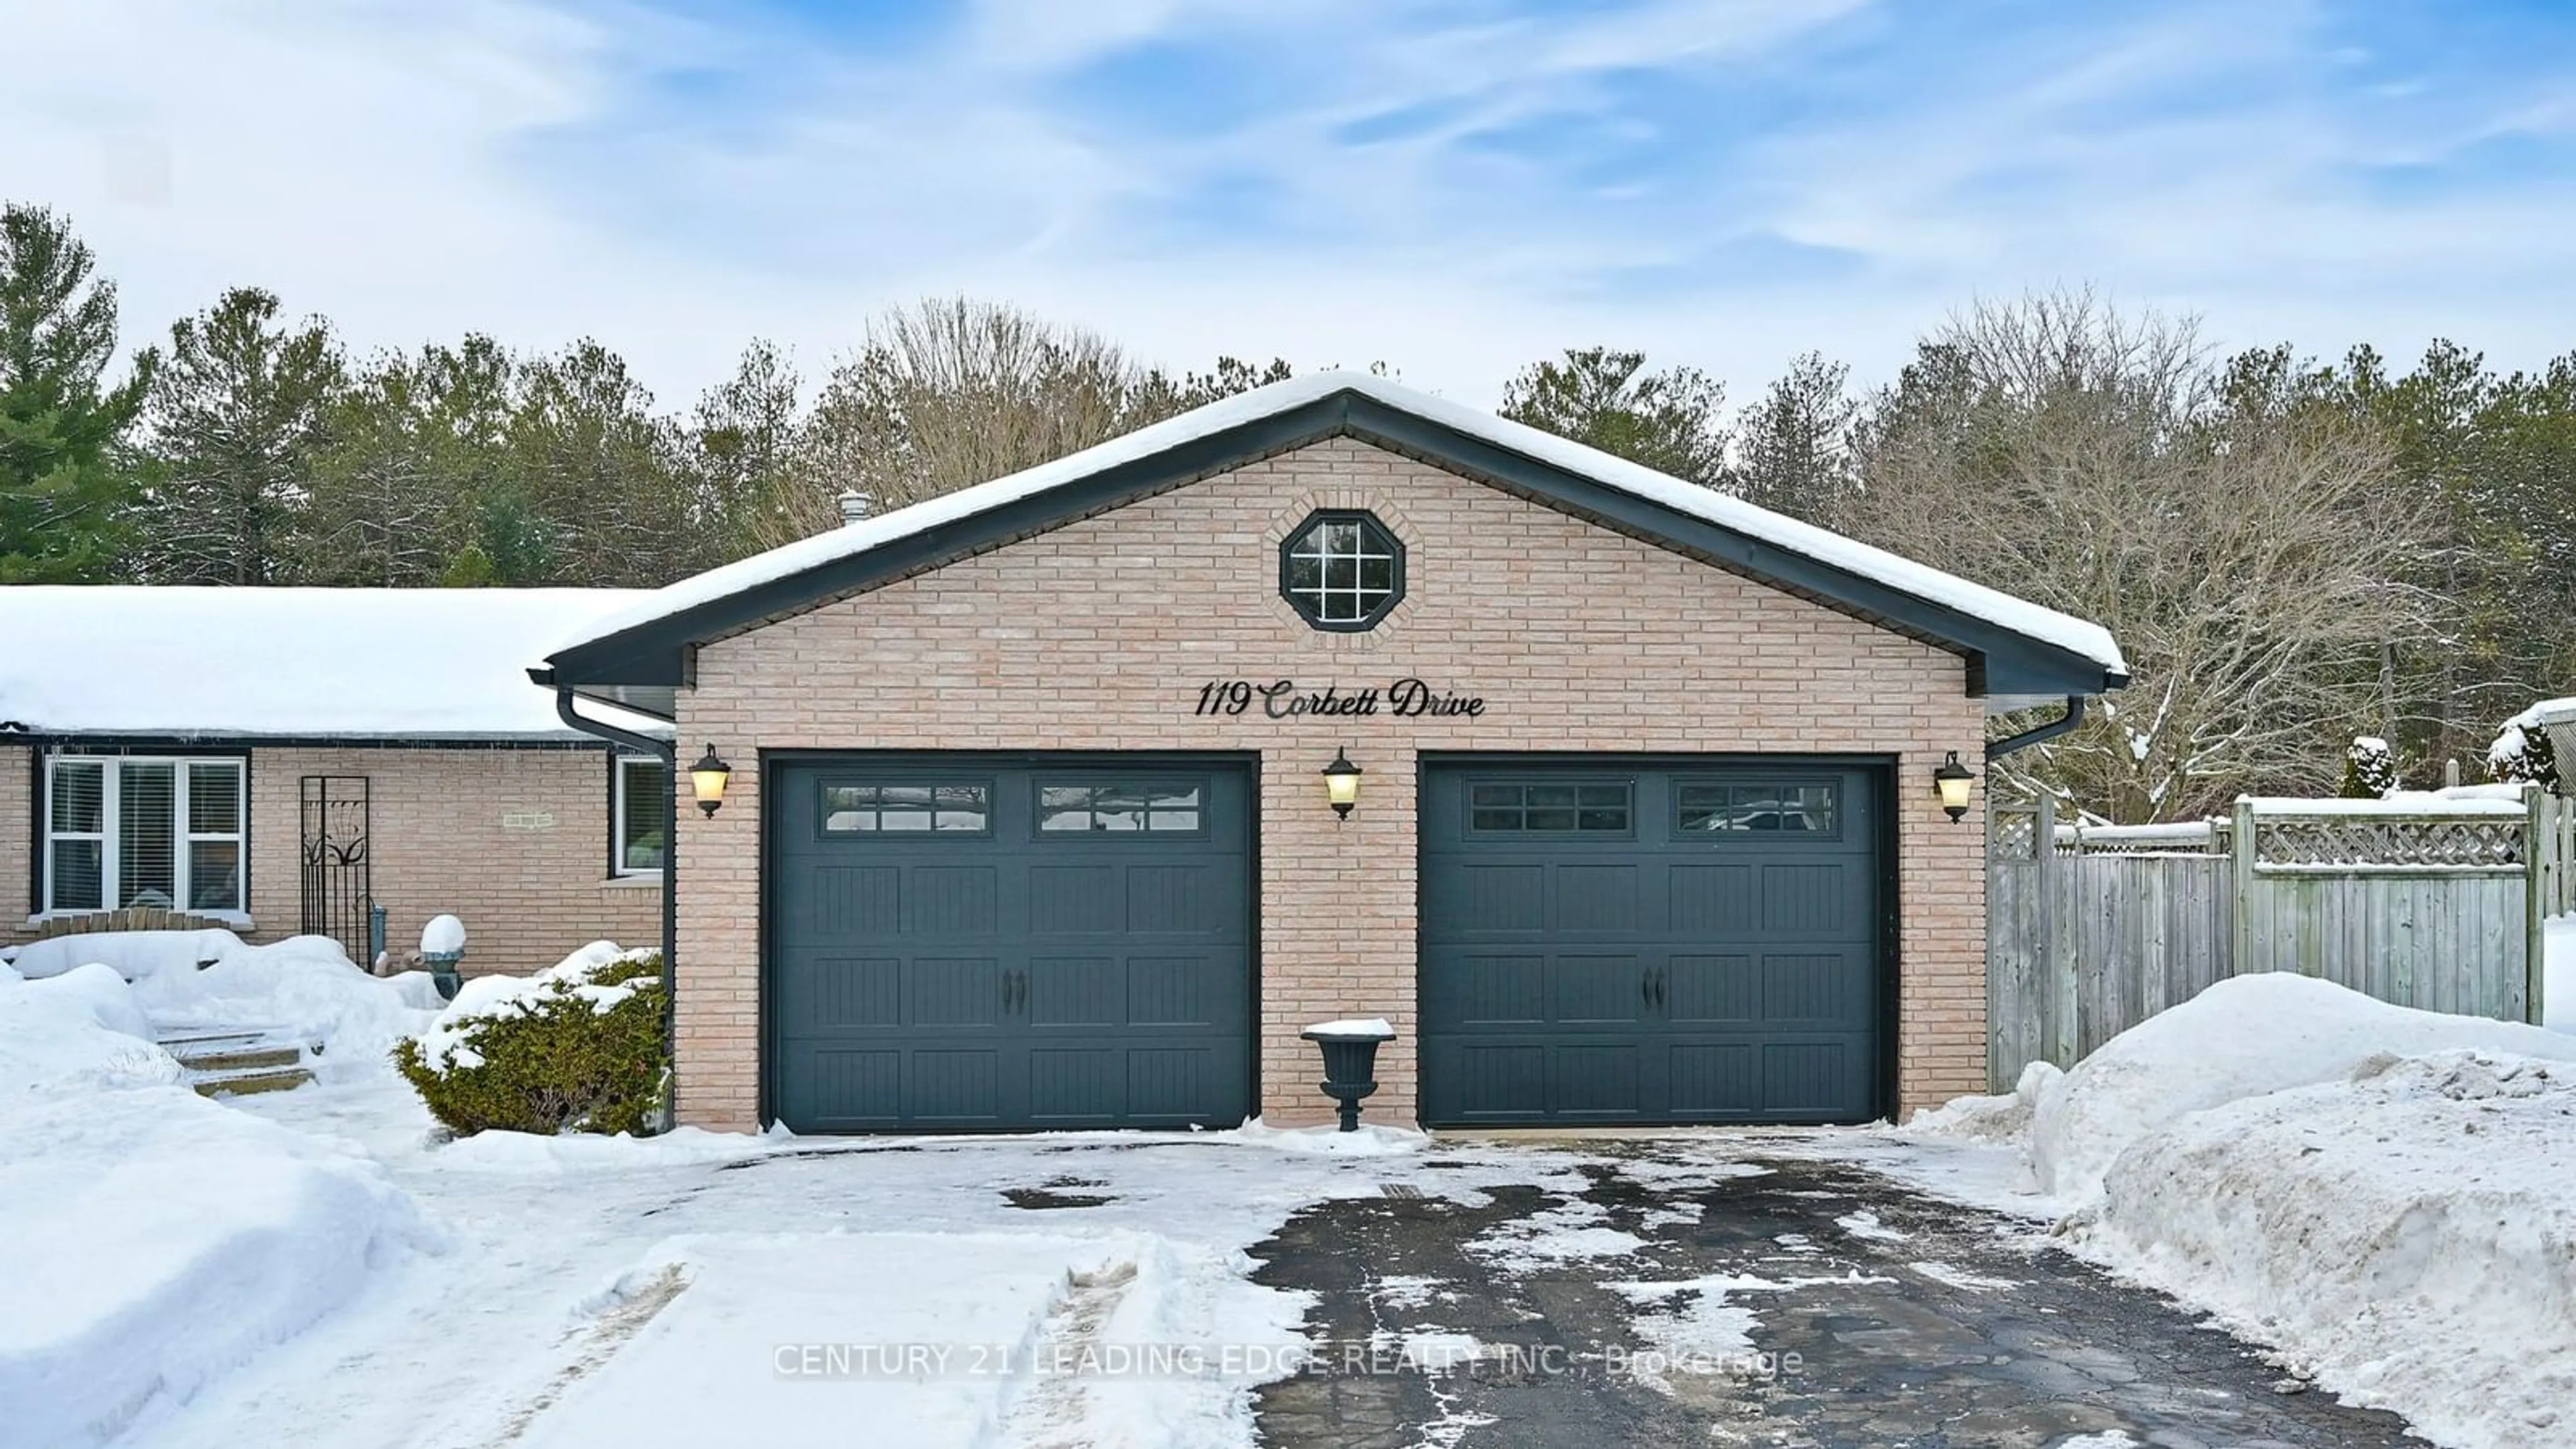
[770,757,1253,1132]
[1421,761,1884,1126]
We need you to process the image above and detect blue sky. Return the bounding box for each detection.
[5,0,2576,407]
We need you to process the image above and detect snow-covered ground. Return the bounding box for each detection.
[1900,971,2576,1449]
[13,927,2575,1449]
[0,936,1548,1449]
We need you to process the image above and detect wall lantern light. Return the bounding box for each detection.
[1322,747,1363,821]
[1933,749,1976,823]
[690,744,733,817]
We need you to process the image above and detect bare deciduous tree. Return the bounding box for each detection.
[1845,290,2449,821]
[763,299,1180,547]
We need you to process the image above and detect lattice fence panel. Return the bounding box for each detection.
[2252,816,2525,868]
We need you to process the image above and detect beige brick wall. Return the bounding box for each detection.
[3,743,661,976]
[676,439,1989,1132]
[0,747,29,930]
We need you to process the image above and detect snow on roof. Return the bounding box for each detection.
[0,587,665,741]
[556,372,2128,678]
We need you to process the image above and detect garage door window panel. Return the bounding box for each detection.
[1467,781,1633,835]
[820,782,992,835]
[1676,782,1838,837]
[1037,781,1204,835]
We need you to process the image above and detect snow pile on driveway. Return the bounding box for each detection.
[0,951,439,1448]
[1915,973,2576,1449]
[515,1230,1311,1449]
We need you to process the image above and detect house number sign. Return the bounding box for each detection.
[1191,678,1487,720]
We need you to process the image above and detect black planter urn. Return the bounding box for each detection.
[1300,1019,1397,1132]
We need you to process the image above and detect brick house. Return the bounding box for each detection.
[538,373,2126,1134]
[1,588,664,975]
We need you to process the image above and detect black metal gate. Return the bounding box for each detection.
[301,776,372,961]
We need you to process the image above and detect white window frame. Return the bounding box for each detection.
[612,754,669,878]
[41,754,248,922]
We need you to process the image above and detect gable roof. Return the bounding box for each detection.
[0,586,665,743]
[539,372,2127,716]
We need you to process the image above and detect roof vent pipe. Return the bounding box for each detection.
[838,490,874,525]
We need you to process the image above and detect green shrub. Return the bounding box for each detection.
[392,949,667,1136]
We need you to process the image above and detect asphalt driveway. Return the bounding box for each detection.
[1248,1145,2416,1449]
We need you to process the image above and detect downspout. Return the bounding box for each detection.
[539,674,680,1130]
[1987,695,2085,759]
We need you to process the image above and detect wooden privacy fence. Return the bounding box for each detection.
[1987,788,2567,1091]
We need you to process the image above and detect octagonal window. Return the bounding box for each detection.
[1279,510,1405,631]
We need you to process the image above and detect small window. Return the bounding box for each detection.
[613,756,667,875]
[822,782,991,833]
[1039,782,1202,833]
[1468,781,1631,833]
[1678,782,1838,835]
[44,755,244,914]
[1281,510,1405,631]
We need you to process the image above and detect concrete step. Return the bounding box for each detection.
[157,1028,274,1052]
[174,1044,303,1073]
[191,1066,315,1098]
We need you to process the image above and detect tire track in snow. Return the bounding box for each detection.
[479,1263,693,1447]
[984,1258,1139,1448]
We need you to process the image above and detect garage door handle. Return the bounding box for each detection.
[1642,972,1653,1008]
[1652,969,1666,1010]
[1002,971,1019,1012]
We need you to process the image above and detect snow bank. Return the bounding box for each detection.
[135,937,439,1073]
[0,938,443,1445]
[1907,974,2576,1449]
[5,928,244,982]
[2029,973,2576,1208]
[0,964,179,1095]
[408,941,651,1072]
[1900,1059,2059,1144]
[431,1124,784,1173]
[1,930,433,1078]
[0,1088,436,1449]
[2090,1051,2576,1449]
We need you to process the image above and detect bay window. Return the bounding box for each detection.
[44,756,246,916]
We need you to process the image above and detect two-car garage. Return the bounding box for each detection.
[539,372,2125,1134]
[767,753,1886,1132]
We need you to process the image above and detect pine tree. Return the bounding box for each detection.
[684,339,802,568]
[131,287,343,583]
[1731,352,1858,526]
[1499,347,1727,486]
[300,356,453,587]
[0,203,150,580]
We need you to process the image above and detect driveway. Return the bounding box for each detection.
[1248,1144,2415,1449]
